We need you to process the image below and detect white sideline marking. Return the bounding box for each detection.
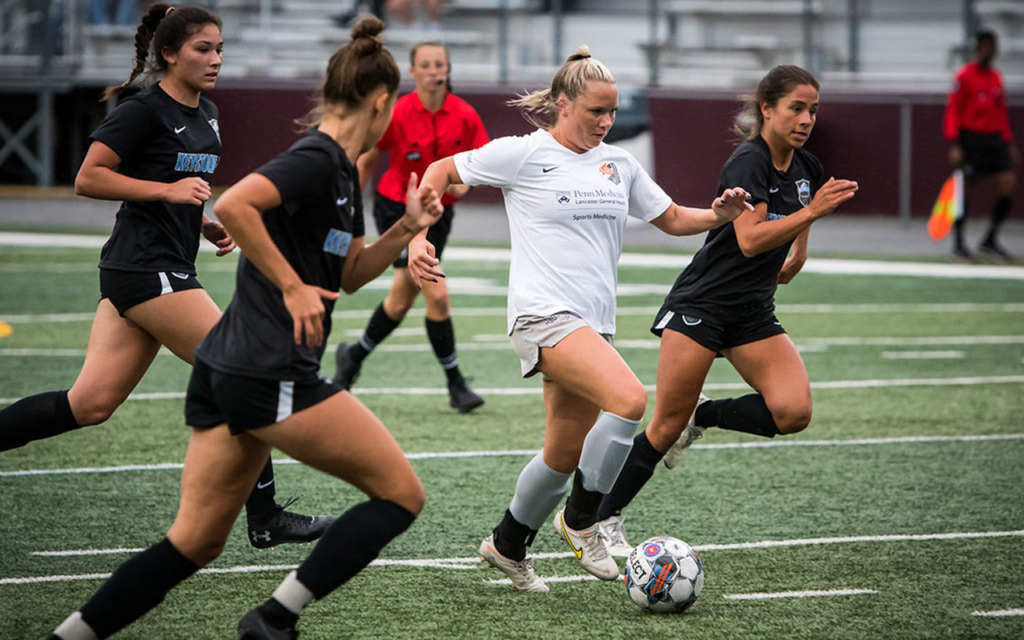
[723,589,877,600]
[972,608,1024,617]
[881,351,965,359]
[2,435,1022,478]
[13,529,1024,587]
[488,574,615,586]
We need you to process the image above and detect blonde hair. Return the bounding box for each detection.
[508,45,615,130]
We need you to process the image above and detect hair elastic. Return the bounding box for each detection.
[165,6,175,15]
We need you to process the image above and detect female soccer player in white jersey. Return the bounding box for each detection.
[0,3,330,548]
[49,17,442,640]
[595,65,859,555]
[413,46,753,591]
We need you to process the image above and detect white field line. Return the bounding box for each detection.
[2,434,1022,479]
[972,608,1024,617]
[9,373,1021,406]
[5,303,1024,325]
[881,351,965,359]
[11,529,1024,587]
[723,589,878,600]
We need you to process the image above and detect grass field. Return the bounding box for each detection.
[0,237,1022,640]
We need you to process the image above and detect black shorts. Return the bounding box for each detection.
[373,192,455,269]
[651,302,786,354]
[99,268,204,317]
[185,360,343,435]
[960,130,1012,177]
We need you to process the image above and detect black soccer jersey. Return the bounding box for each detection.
[663,136,823,310]
[195,130,365,380]
[91,84,222,274]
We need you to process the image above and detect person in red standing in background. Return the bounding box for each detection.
[944,29,1018,263]
[333,40,490,412]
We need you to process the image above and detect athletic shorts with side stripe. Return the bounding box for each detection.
[185,360,343,435]
[650,302,786,354]
[99,268,204,317]
[373,192,455,269]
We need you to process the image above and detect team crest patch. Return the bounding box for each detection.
[208,118,220,143]
[323,228,352,257]
[796,179,811,206]
[556,190,572,205]
[599,162,620,185]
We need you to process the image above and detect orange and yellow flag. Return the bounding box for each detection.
[928,169,964,242]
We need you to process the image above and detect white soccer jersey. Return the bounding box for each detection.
[454,129,672,334]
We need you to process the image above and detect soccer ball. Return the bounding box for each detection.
[624,536,704,613]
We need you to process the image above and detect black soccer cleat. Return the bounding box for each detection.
[978,240,1013,263]
[247,498,336,550]
[237,607,298,640]
[448,378,484,414]
[333,342,362,390]
[951,246,974,263]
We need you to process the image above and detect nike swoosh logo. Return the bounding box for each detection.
[682,316,702,326]
[174,126,186,134]
[559,514,583,560]
[336,197,348,206]
[171,272,190,280]
[769,187,779,193]
[256,479,274,490]
[542,166,558,173]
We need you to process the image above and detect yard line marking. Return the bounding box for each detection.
[3,435,1021,478]
[971,608,1024,617]
[34,548,145,557]
[881,350,965,359]
[723,589,877,600]
[13,529,1024,587]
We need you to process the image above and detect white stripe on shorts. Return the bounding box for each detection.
[653,310,674,331]
[276,381,295,423]
[158,272,173,295]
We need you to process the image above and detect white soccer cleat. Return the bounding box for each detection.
[597,514,632,558]
[663,393,710,469]
[479,534,549,592]
[554,508,619,580]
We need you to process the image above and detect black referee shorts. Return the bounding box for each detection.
[99,268,204,317]
[651,302,786,354]
[960,130,1013,177]
[185,360,343,435]
[373,192,455,269]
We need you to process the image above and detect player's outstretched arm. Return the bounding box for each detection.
[650,187,753,236]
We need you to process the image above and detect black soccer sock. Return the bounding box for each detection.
[983,196,1012,246]
[353,302,402,363]
[425,317,463,385]
[0,389,80,451]
[493,509,537,562]
[952,211,968,251]
[562,471,605,530]
[78,538,199,638]
[245,457,278,522]
[597,431,663,521]
[295,498,415,600]
[255,597,299,632]
[696,394,781,439]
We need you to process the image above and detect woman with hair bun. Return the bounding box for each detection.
[0,3,332,549]
[48,16,442,640]
[415,45,752,591]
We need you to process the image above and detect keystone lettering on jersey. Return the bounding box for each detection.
[174,152,220,174]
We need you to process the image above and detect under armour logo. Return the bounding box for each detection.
[251,531,272,543]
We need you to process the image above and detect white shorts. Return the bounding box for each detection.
[509,311,613,379]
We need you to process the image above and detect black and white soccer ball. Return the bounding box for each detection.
[624,536,704,613]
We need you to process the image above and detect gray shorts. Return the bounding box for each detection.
[509,311,613,379]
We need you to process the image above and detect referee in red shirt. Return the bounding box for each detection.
[334,41,490,412]
[944,30,1018,262]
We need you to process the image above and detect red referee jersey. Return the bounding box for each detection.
[943,61,1013,142]
[376,91,489,205]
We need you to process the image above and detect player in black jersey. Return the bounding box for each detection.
[0,4,331,551]
[49,17,441,640]
[594,66,859,553]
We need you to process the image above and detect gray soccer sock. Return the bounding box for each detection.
[508,453,572,530]
[578,412,641,493]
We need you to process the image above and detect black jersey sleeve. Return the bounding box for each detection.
[89,97,157,163]
[719,143,773,207]
[256,146,335,217]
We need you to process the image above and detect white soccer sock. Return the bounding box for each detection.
[272,570,315,615]
[53,611,98,640]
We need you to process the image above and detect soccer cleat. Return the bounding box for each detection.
[951,246,975,263]
[237,607,298,640]
[663,393,710,470]
[247,498,337,550]
[978,240,1013,263]
[553,508,619,581]
[333,342,362,390]
[448,378,484,414]
[479,534,549,592]
[597,514,632,558]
